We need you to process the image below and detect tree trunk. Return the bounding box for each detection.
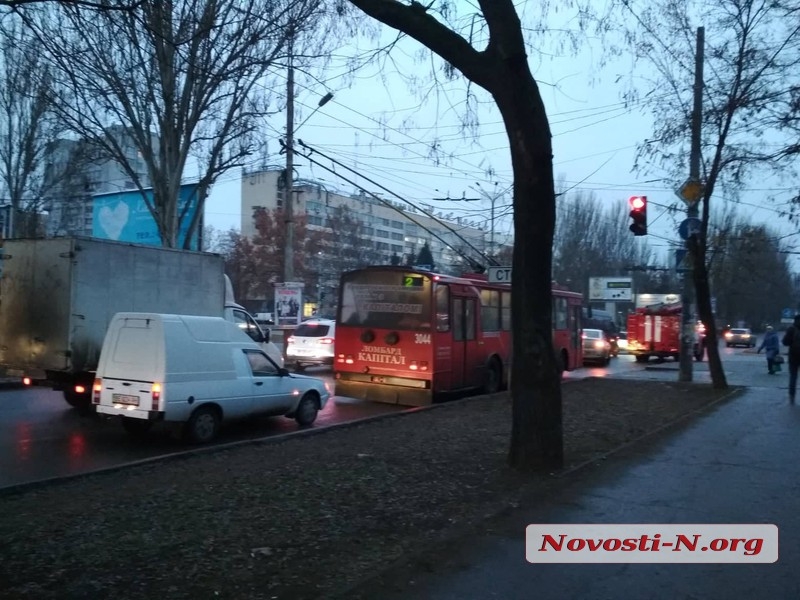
[493,70,563,471]
[691,236,727,389]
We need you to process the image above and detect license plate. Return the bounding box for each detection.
[112,393,139,406]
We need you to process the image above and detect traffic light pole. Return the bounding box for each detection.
[679,27,705,383]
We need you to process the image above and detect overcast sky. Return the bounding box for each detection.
[204,8,798,269]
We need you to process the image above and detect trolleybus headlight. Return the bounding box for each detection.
[361,330,375,343]
[385,332,400,345]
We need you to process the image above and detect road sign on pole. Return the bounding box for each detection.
[487,266,512,283]
[676,177,705,207]
[782,308,795,324]
[675,249,693,273]
[678,217,702,240]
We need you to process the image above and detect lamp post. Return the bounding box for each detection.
[471,182,511,256]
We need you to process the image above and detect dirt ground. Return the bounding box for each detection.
[0,378,739,599]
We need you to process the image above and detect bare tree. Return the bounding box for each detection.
[0,15,64,236]
[344,0,588,470]
[0,0,143,8]
[553,191,655,298]
[19,0,326,248]
[611,0,800,388]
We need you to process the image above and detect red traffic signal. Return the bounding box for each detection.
[628,195,647,236]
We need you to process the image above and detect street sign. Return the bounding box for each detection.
[782,308,795,324]
[676,178,705,206]
[678,217,702,240]
[675,249,693,273]
[588,277,633,301]
[487,266,512,283]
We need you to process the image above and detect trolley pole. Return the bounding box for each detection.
[283,29,295,283]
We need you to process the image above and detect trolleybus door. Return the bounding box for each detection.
[452,296,478,389]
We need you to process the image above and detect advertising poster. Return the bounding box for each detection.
[92,183,200,250]
[275,286,303,327]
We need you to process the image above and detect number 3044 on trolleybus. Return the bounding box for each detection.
[334,266,583,406]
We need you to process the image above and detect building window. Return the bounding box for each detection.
[375,242,389,251]
[308,215,323,226]
[377,229,389,238]
[363,226,374,236]
[391,244,403,252]
[391,220,404,229]
[391,232,403,241]
[380,217,390,226]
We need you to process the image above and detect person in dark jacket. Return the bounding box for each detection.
[781,314,800,404]
[757,326,780,374]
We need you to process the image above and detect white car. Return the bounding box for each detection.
[286,319,336,371]
[94,313,331,443]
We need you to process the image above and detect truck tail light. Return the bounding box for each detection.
[93,378,102,404]
[75,385,86,394]
[23,377,31,386]
[151,383,161,411]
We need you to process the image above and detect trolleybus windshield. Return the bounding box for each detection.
[339,271,433,330]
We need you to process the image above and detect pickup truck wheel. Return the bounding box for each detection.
[294,393,319,427]
[122,417,153,437]
[185,406,221,443]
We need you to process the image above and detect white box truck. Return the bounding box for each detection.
[0,237,279,409]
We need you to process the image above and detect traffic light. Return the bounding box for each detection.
[628,195,647,236]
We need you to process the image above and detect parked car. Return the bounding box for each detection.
[725,328,755,348]
[286,318,336,371]
[93,313,331,443]
[582,328,612,366]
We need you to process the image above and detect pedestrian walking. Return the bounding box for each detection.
[781,315,800,404]
[757,326,780,374]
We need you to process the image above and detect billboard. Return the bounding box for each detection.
[92,184,200,250]
[275,284,303,327]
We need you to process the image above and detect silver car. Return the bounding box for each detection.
[582,328,611,366]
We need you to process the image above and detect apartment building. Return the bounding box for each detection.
[43,127,151,237]
[240,166,491,275]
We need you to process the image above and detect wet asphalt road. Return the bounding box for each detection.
[0,344,763,489]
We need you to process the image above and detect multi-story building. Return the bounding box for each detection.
[240,166,492,275]
[43,127,151,237]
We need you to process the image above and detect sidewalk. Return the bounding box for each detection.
[355,385,800,600]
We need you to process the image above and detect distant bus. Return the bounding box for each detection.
[334,266,582,406]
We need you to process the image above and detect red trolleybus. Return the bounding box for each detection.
[334,266,582,406]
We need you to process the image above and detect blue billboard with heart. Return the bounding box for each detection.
[92,184,200,249]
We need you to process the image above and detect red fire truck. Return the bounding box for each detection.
[626,302,705,363]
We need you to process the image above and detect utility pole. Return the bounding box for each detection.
[283,28,295,283]
[679,26,705,383]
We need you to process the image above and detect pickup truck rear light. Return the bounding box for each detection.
[93,378,102,404]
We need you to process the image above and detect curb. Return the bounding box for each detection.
[0,378,24,390]
[330,383,745,599]
[0,389,511,497]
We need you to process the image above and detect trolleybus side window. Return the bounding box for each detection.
[435,284,450,332]
[554,297,568,330]
[480,289,501,331]
[501,291,512,330]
